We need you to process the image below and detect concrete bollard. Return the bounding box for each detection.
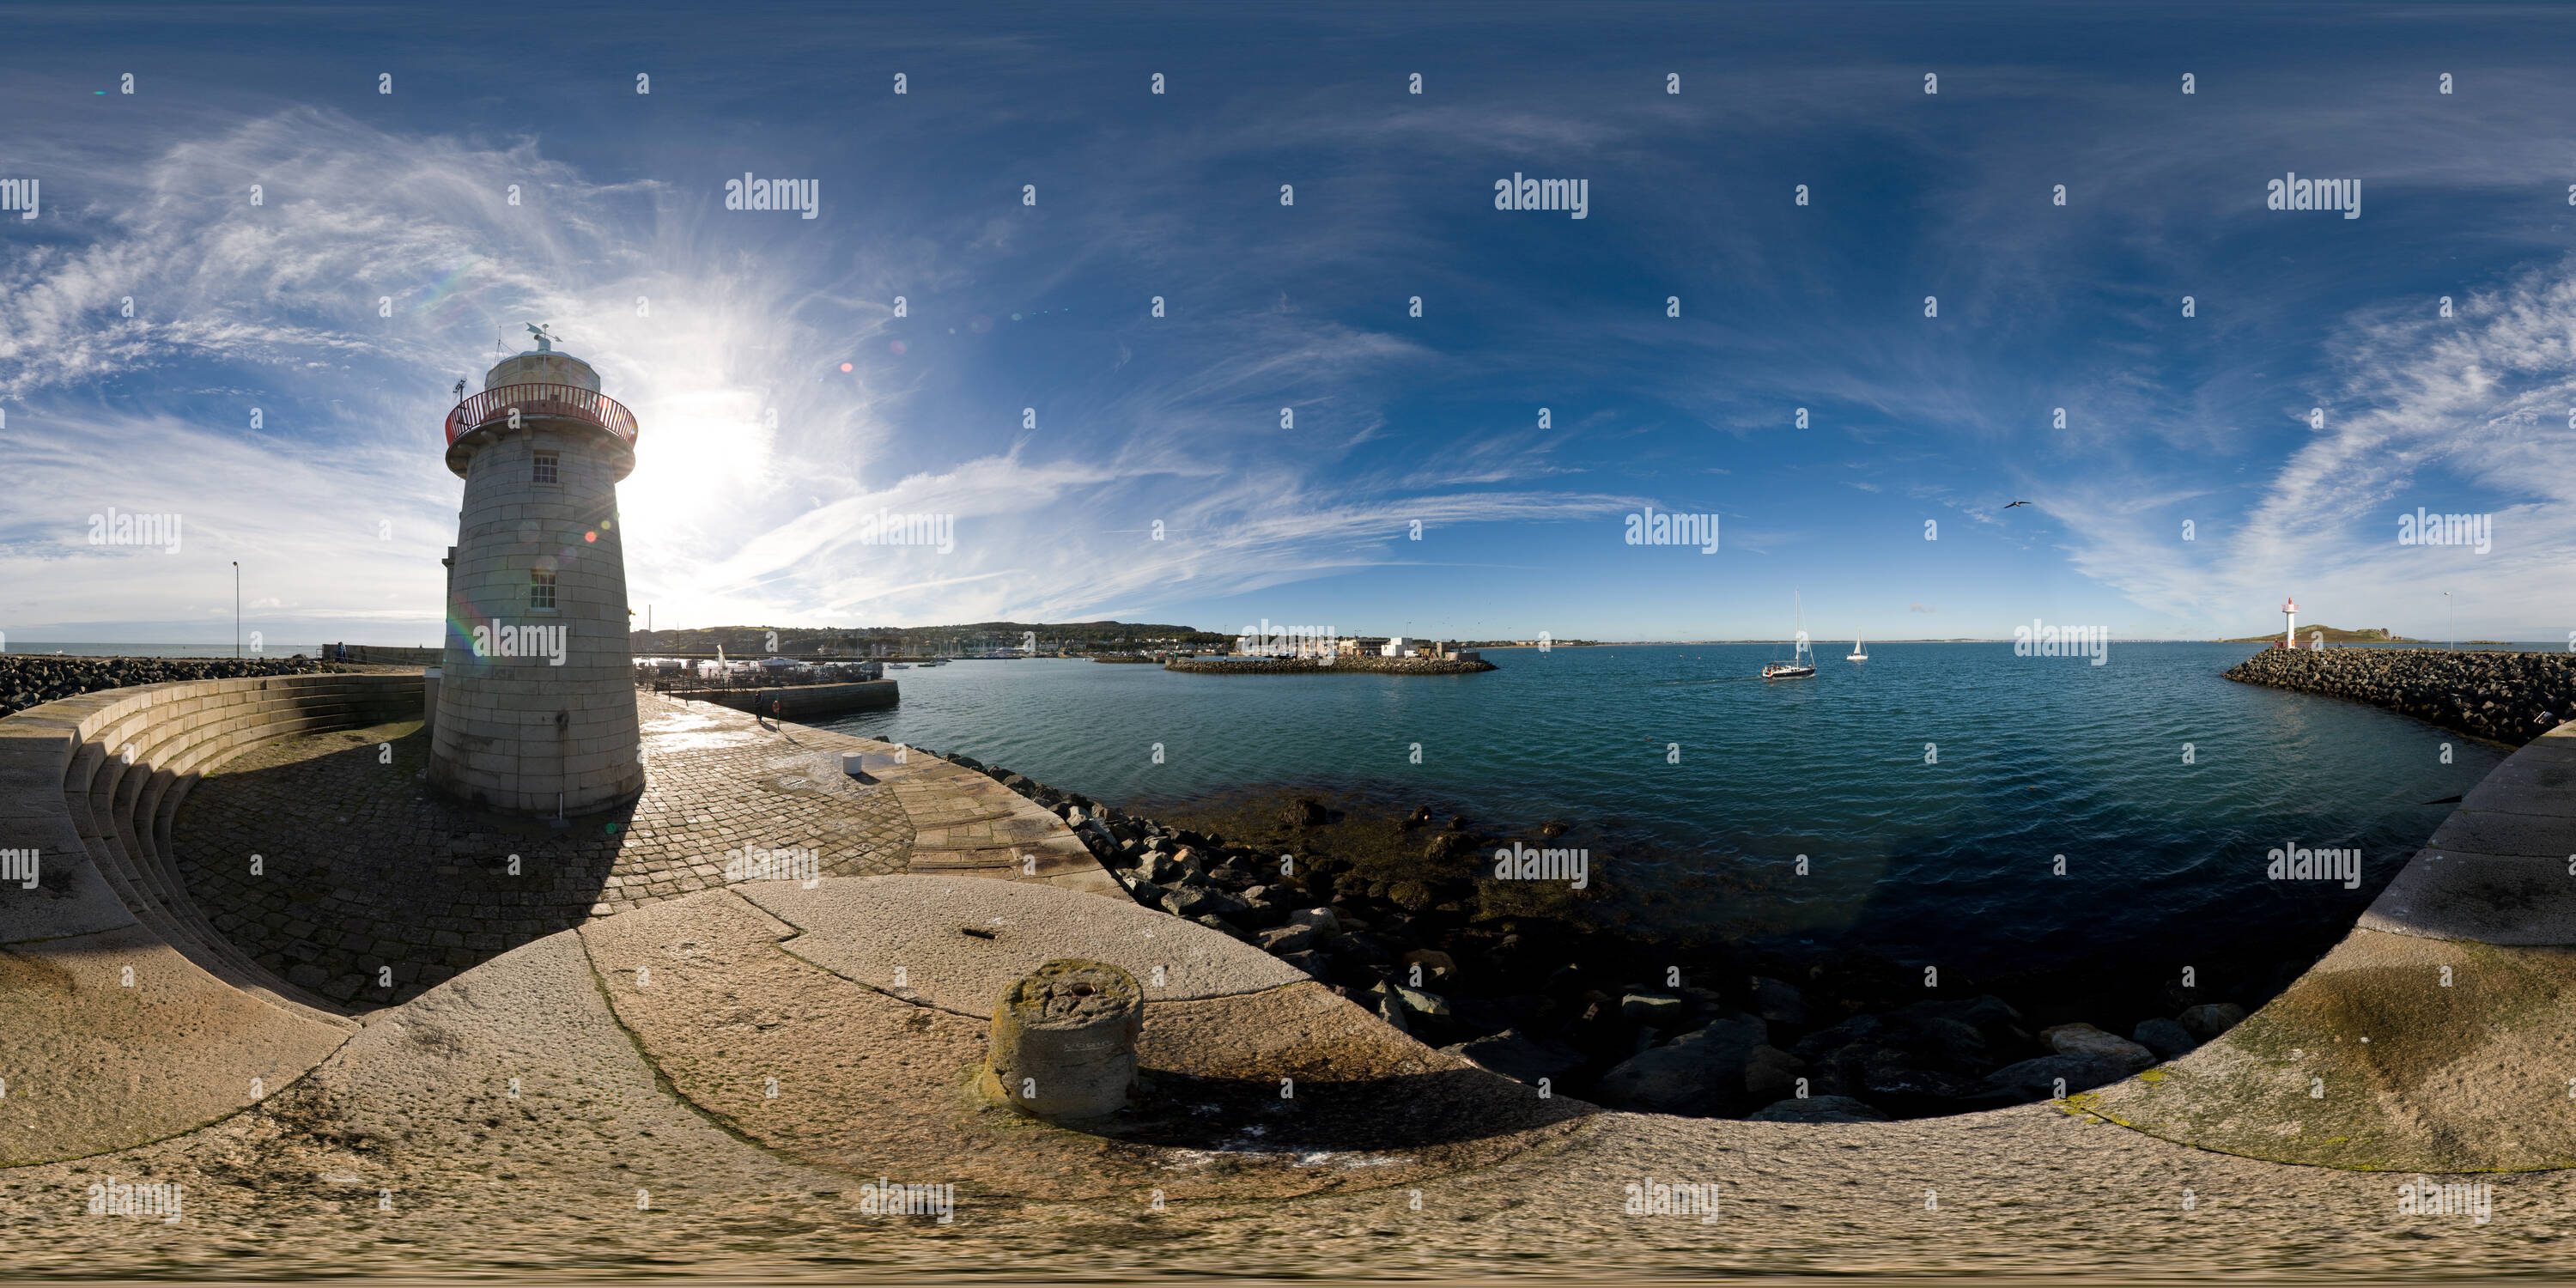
[422,667,440,739]
[977,958,1142,1121]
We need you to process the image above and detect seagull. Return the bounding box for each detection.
[2003,500,2032,508]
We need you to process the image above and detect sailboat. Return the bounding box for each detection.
[1849,636,1868,662]
[1762,591,1818,679]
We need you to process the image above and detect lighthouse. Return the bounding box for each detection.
[426,325,645,816]
[2280,596,2298,650]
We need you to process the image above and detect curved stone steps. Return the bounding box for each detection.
[59,680,410,1024]
[0,673,422,1163]
[69,692,364,1017]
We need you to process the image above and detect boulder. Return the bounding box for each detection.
[1838,1046,1983,1102]
[1750,976,1809,1027]
[1892,995,2025,1048]
[2039,1023,2156,1072]
[1975,1054,2132,1103]
[1140,852,1185,884]
[1191,914,1252,942]
[1744,1044,1802,1100]
[2177,1002,2247,1041]
[1747,1094,1888,1124]
[1276,950,1331,982]
[1287,907,1342,938]
[1620,993,1686,1025]
[1160,886,1247,920]
[1372,991,1411,1034]
[1400,949,1458,985]
[1594,1017,1766,1114]
[1392,985,1450,1018]
[2131,1017,2199,1060]
[1798,1005,1995,1080]
[1258,924,1317,955]
[1281,796,1329,827]
[1424,830,1482,866]
[1335,933,1400,969]
[1790,1013,1885,1063]
[1442,1029,1586,1085]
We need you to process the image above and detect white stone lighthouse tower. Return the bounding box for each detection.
[427,325,644,816]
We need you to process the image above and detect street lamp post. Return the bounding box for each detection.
[233,562,240,659]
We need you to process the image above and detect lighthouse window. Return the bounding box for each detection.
[531,569,556,611]
[532,452,559,485]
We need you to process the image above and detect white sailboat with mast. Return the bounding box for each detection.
[1849,635,1868,662]
[1763,590,1817,679]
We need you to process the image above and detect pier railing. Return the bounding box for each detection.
[445,384,640,447]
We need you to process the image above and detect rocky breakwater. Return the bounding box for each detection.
[2225,647,2576,745]
[912,750,2248,1121]
[0,655,355,720]
[1164,656,1498,675]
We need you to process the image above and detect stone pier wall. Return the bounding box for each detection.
[2225,647,2576,745]
[671,679,899,717]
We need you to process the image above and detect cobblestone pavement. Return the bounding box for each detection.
[171,694,918,1009]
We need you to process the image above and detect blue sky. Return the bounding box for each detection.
[3,1,2573,646]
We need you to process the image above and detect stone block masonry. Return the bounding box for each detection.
[428,345,642,816]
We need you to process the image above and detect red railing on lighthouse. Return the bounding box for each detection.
[444,384,640,447]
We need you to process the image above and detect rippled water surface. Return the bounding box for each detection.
[822,644,2507,970]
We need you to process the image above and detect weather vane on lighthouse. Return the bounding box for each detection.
[526,322,557,353]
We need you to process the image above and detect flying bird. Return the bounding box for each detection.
[2003,500,2031,508]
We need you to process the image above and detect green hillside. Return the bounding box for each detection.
[2216,625,2420,644]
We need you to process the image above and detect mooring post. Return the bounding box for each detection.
[979,958,1142,1121]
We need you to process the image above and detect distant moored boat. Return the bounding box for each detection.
[1763,591,1818,679]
